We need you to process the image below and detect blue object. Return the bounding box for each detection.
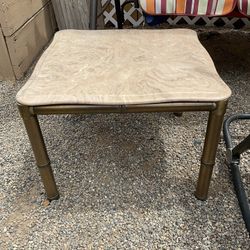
[144,13,166,26]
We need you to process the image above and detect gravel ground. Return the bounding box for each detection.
[0,29,250,249]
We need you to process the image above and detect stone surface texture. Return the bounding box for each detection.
[16,29,231,106]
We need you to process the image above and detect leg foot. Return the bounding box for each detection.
[39,163,60,200]
[195,163,214,200]
[174,112,183,117]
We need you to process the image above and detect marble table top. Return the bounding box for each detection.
[16,29,231,106]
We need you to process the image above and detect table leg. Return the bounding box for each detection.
[18,105,59,201]
[89,0,98,29]
[114,0,123,29]
[195,100,228,200]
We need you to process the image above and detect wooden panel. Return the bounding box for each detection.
[52,0,89,29]
[0,0,50,36]
[0,27,15,80]
[52,0,103,30]
[6,2,57,79]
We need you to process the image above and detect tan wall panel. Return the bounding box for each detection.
[0,0,50,36]
[52,0,104,30]
[0,27,15,80]
[6,2,57,79]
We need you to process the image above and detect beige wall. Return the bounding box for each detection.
[0,0,57,81]
[0,27,15,80]
[52,0,103,30]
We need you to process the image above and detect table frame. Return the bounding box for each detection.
[18,100,228,201]
[18,0,229,201]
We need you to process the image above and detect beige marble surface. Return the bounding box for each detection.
[16,29,231,106]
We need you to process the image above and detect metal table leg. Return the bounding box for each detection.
[114,0,123,29]
[89,0,98,30]
[195,101,228,200]
[18,105,59,201]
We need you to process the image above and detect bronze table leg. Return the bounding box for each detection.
[195,100,228,200]
[18,105,59,201]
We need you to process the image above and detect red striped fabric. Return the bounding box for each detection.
[193,0,200,15]
[238,0,250,16]
[139,0,237,16]
[186,0,193,14]
[161,0,166,14]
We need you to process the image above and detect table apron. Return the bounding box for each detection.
[28,102,217,115]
